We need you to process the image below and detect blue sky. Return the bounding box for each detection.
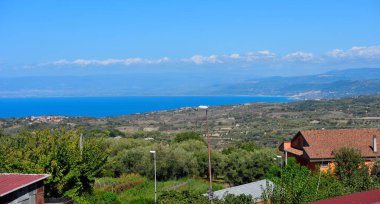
[0,0,380,77]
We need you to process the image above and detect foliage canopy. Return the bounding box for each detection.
[0,129,108,197]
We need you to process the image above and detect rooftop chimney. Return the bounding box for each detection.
[373,135,377,153]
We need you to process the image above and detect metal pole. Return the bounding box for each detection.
[316,158,323,192]
[276,155,283,173]
[206,109,213,203]
[80,133,83,156]
[285,151,288,166]
[150,150,157,203]
[154,152,157,204]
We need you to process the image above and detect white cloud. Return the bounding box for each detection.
[156,57,170,63]
[229,53,241,59]
[49,57,171,66]
[189,55,204,64]
[326,49,346,58]
[326,45,380,59]
[257,50,275,56]
[187,51,277,64]
[44,45,380,68]
[244,50,276,61]
[52,59,71,65]
[284,51,314,61]
[188,55,221,64]
[186,50,277,64]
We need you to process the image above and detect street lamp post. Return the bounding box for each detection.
[276,155,283,170]
[150,150,157,203]
[199,105,213,203]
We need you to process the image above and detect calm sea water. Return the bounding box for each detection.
[0,96,294,118]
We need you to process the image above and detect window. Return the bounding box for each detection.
[320,162,328,167]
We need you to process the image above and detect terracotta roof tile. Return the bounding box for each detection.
[300,128,380,159]
[285,147,304,156]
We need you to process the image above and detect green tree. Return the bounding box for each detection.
[174,131,204,143]
[108,129,125,138]
[224,149,275,185]
[371,161,380,184]
[0,128,5,137]
[108,140,202,180]
[272,158,314,204]
[334,147,377,192]
[266,158,346,204]
[311,172,346,201]
[222,141,258,155]
[0,129,108,197]
[237,141,258,152]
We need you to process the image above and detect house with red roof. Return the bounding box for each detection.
[0,173,50,204]
[279,128,380,171]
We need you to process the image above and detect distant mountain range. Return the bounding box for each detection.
[1,68,380,99]
[209,68,380,99]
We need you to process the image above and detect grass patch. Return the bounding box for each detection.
[95,174,224,204]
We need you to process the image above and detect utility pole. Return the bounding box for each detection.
[199,105,213,203]
[150,150,157,203]
[285,151,288,166]
[80,133,83,156]
[276,155,283,170]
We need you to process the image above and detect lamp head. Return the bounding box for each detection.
[150,150,156,154]
[198,105,208,110]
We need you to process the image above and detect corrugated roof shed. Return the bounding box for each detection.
[0,173,50,197]
[210,179,274,201]
[309,189,380,204]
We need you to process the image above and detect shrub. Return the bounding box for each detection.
[334,147,378,192]
[100,191,119,204]
[174,131,204,143]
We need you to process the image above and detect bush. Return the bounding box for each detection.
[159,191,257,204]
[224,149,275,185]
[266,158,347,204]
[159,190,209,204]
[75,191,120,204]
[174,131,204,143]
[334,147,378,192]
[223,194,256,204]
[100,191,119,204]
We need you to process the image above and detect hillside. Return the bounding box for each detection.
[1,94,380,148]
[2,68,380,99]
[211,68,380,99]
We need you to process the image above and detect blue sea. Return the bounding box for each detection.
[0,96,294,118]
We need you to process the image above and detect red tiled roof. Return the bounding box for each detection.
[285,147,303,156]
[308,188,380,204]
[300,128,380,159]
[0,173,50,197]
[279,142,303,156]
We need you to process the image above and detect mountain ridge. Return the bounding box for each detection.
[210,68,380,99]
[1,68,380,99]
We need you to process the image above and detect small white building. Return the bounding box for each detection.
[205,179,274,203]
